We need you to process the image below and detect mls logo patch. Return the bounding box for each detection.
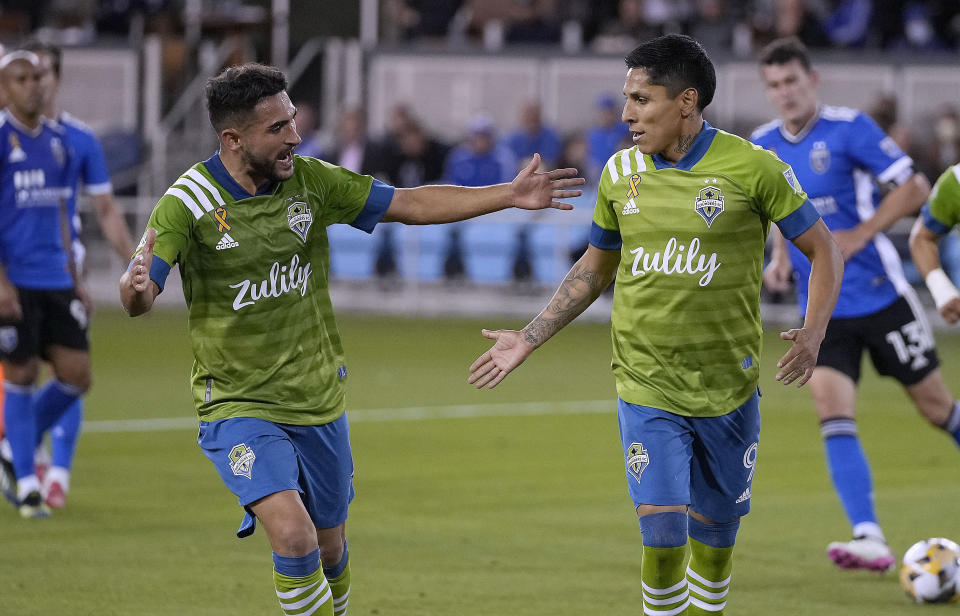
[287,198,313,242]
[782,166,802,194]
[626,442,650,483]
[694,182,724,228]
[228,443,256,479]
[809,140,830,174]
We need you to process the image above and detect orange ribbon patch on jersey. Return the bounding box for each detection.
[214,207,231,232]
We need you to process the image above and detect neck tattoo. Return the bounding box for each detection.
[674,133,695,156]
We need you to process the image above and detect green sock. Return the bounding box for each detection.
[274,567,333,616]
[686,538,733,615]
[641,544,690,615]
[327,557,350,616]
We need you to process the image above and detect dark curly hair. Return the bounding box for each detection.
[205,63,288,133]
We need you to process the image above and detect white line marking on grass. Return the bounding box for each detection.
[82,400,615,434]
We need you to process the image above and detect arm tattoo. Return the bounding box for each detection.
[523,263,609,346]
[674,133,695,156]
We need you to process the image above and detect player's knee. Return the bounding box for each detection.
[55,367,92,393]
[3,361,40,386]
[317,536,345,567]
[272,522,320,557]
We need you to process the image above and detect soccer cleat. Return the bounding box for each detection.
[18,490,51,519]
[44,480,66,509]
[827,536,895,572]
[0,455,17,507]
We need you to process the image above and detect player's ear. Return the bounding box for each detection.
[808,69,820,88]
[679,87,699,118]
[220,128,242,153]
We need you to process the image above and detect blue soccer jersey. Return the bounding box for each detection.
[0,110,73,290]
[751,106,914,318]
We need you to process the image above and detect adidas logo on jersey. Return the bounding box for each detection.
[736,487,751,504]
[216,233,239,250]
[622,198,639,215]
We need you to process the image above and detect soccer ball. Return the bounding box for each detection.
[900,538,960,604]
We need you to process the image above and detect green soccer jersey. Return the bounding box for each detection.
[591,124,816,416]
[926,164,960,232]
[138,153,392,425]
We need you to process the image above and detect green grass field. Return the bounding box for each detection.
[2,308,959,615]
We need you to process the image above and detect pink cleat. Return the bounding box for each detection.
[44,480,67,509]
[827,536,895,572]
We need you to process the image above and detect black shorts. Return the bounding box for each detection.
[816,295,939,386]
[0,288,89,363]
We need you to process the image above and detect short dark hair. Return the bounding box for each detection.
[624,34,716,111]
[19,39,61,78]
[757,36,812,72]
[205,63,288,133]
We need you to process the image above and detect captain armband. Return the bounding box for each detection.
[925,268,960,310]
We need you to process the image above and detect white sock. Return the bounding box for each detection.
[853,522,885,542]
[16,474,41,501]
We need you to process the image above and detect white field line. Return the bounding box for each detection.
[82,399,615,434]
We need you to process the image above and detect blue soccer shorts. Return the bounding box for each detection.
[617,391,761,522]
[197,413,355,537]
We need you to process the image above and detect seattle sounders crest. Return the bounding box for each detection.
[287,196,313,242]
[695,180,724,228]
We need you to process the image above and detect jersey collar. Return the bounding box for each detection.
[203,151,276,201]
[651,120,717,171]
[777,105,821,144]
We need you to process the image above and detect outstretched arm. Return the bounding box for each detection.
[383,153,585,224]
[776,219,843,386]
[119,228,160,317]
[469,244,620,389]
[910,218,960,323]
[832,172,930,260]
[91,193,136,261]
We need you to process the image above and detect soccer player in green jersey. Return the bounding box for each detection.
[469,35,843,615]
[118,63,584,616]
[911,165,960,324]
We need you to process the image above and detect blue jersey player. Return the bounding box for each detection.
[0,51,91,519]
[752,37,960,572]
[19,40,135,510]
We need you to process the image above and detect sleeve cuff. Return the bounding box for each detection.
[775,200,820,240]
[922,204,953,236]
[351,179,395,233]
[588,222,622,250]
[149,256,172,293]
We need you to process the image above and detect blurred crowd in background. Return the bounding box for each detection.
[0,1,958,54]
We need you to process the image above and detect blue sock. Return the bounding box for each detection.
[51,399,83,470]
[688,515,740,548]
[322,540,349,580]
[273,548,321,577]
[33,379,83,442]
[821,418,877,530]
[639,511,688,547]
[945,401,960,448]
[3,382,37,480]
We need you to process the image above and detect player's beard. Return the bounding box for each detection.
[242,146,294,185]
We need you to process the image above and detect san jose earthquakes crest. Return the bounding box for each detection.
[287,196,313,242]
[695,181,724,228]
[809,140,830,174]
